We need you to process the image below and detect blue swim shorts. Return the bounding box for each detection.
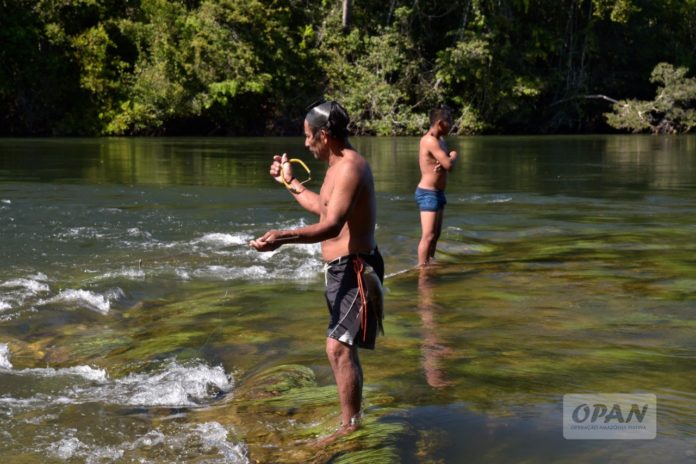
[415,187,447,212]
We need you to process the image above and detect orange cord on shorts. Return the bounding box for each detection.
[354,257,369,342]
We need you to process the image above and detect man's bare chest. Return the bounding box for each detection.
[319,175,336,212]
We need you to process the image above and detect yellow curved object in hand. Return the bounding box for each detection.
[282,158,311,188]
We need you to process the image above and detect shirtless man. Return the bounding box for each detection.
[415,107,458,266]
[250,101,384,436]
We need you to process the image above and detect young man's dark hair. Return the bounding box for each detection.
[429,106,453,127]
[306,101,350,140]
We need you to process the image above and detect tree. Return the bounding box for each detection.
[317,6,434,135]
[342,0,352,28]
[2,0,696,135]
[0,0,99,135]
[605,63,696,133]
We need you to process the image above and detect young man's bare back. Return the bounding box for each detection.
[415,107,458,266]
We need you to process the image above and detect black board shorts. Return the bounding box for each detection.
[324,248,385,349]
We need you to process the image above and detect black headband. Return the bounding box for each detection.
[305,101,349,138]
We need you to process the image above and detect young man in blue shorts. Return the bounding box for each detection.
[415,107,458,266]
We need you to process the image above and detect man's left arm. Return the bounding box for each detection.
[250,162,359,251]
[428,137,457,172]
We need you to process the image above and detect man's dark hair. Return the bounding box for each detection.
[429,106,453,127]
[305,101,350,140]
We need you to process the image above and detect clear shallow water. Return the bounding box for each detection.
[1,136,696,462]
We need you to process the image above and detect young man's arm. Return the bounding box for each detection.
[424,136,458,171]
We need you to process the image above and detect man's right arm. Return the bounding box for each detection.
[270,154,321,215]
[285,179,321,215]
[425,137,457,171]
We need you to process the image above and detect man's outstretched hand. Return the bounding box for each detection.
[249,230,282,252]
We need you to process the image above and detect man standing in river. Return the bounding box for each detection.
[415,107,458,266]
[250,101,384,438]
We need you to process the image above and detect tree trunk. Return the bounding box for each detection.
[342,0,352,29]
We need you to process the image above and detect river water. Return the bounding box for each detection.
[1,135,696,463]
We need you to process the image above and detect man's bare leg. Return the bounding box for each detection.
[326,337,362,428]
[428,209,445,261]
[418,211,438,266]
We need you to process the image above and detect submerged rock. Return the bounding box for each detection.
[222,363,411,463]
[236,364,317,400]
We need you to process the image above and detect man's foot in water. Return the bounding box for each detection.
[311,415,360,447]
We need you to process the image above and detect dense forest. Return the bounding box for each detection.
[1,0,695,136]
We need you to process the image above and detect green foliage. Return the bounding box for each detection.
[1,0,696,135]
[317,6,433,135]
[605,63,696,133]
[0,0,93,134]
[592,0,641,22]
[435,34,494,133]
[103,0,279,134]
